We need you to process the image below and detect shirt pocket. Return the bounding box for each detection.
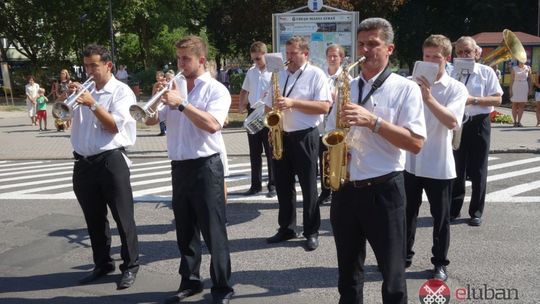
[373,106,396,123]
[292,85,311,99]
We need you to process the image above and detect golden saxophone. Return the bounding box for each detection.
[264,61,289,160]
[321,56,366,191]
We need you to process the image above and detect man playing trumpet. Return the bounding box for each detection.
[144,35,234,304]
[71,44,140,290]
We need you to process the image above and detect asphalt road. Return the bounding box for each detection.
[0,155,539,303]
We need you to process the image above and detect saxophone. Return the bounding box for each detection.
[264,67,286,160]
[321,57,366,191]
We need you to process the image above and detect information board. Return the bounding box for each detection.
[272,9,359,70]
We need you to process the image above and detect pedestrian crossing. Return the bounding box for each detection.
[0,154,539,203]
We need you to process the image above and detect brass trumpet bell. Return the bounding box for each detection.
[481,29,526,66]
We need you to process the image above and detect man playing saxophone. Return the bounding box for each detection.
[327,18,426,303]
[264,36,332,251]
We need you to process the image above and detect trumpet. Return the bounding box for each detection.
[52,76,95,121]
[130,72,187,121]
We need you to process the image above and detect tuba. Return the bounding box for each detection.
[321,57,365,191]
[481,29,526,67]
[263,53,289,160]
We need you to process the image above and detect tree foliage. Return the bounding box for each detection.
[0,0,539,87]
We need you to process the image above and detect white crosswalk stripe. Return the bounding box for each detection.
[0,154,539,203]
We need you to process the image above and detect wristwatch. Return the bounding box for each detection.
[90,102,98,112]
[178,99,189,112]
[472,98,479,105]
[372,116,382,133]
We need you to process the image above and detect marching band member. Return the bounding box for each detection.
[405,34,468,282]
[450,36,503,226]
[145,36,234,304]
[72,44,139,289]
[264,36,332,251]
[328,18,426,303]
[239,41,276,197]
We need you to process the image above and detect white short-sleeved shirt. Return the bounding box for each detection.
[452,62,503,116]
[405,73,468,179]
[25,83,40,102]
[71,76,137,156]
[160,72,230,161]
[263,63,332,132]
[327,72,426,180]
[242,65,272,107]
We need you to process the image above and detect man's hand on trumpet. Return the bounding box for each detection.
[161,79,184,108]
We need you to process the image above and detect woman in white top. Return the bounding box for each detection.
[25,75,40,126]
[534,69,540,126]
[510,61,532,127]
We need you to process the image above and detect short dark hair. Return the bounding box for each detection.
[82,44,112,62]
[357,17,394,44]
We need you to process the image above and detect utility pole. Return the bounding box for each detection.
[108,0,116,72]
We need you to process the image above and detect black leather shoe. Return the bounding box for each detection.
[266,189,276,198]
[164,286,204,304]
[317,193,332,205]
[450,213,460,222]
[433,265,448,281]
[212,290,234,304]
[266,230,297,243]
[468,217,482,226]
[306,236,319,251]
[117,270,137,289]
[79,265,115,284]
[405,260,412,268]
[242,187,261,196]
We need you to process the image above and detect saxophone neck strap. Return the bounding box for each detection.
[358,64,392,105]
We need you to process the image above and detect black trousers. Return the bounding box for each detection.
[451,113,490,219]
[274,127,320,237]
[318,136,331,197]
[73,149,139,273]
[330,172,407,304]
[171,154,233,295]
[247,106,275,191]
[404,171,451,267]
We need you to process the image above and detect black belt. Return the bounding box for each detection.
[172,153,219,166]
[283,126,316,137]
[73,147,125,162]
[346,171,401,188]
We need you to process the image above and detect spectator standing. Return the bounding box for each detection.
[152,71,168,136]
[25,75,40,126]
[115,64,129,84]
[509,61,532,127]
[36,88,49,131]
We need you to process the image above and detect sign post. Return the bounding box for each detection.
[272,4,359,70]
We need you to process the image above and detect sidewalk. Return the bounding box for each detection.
[0,103,539,160]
